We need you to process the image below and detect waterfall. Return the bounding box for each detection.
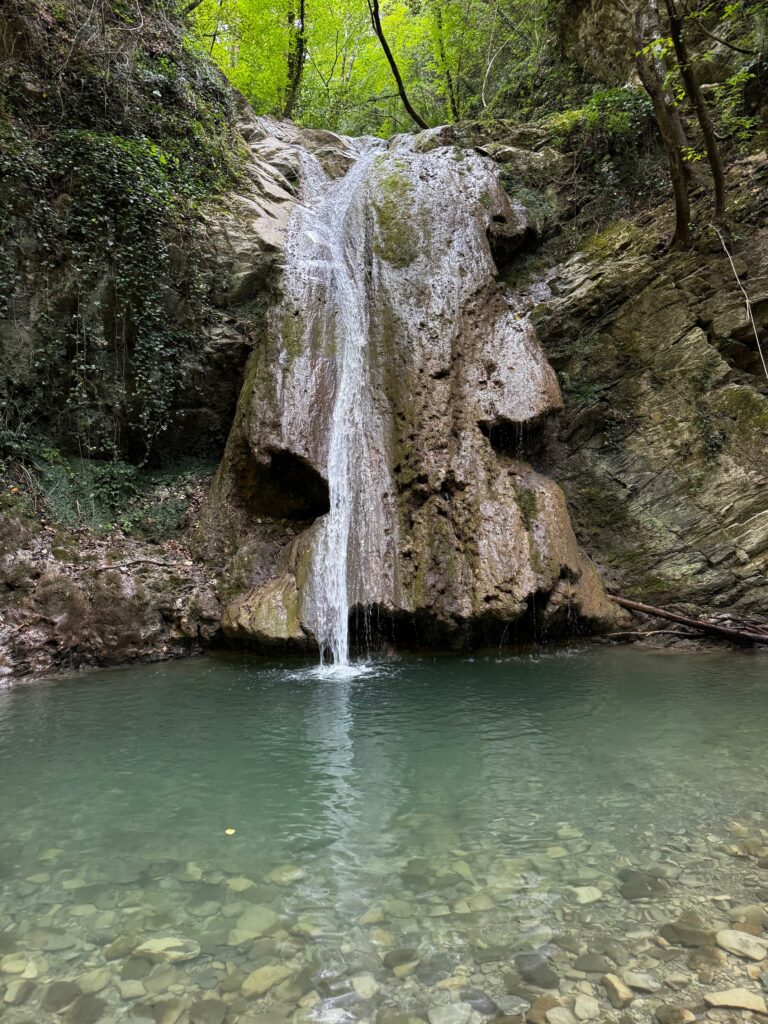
[282,140,391,667]
[221,123,618,659]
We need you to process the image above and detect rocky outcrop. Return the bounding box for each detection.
[556,0,633,83]
[0,501,219,678]
[201,124,620,651]
[532,154,768,620]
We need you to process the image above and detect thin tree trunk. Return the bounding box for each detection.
[609,595,768,646]
[664,0,727,221]
[367,0,428,130]
[434,7,460,122]
[283,0,306,120]
[646,0,695,181]
[632,11,691,244]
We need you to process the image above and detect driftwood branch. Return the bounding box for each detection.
[609,595,768,646]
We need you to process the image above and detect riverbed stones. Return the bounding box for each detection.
[266,864,304,885]
[351,973,379,998]
[569,887,602,906]
[715,928,768,960]
[602,974,633,1008]
[428,1002,472,1024]
[384,948,419,970]
[3,978,33,1004]
[241,963,293,998]
[654,1006,696,1024]
[77,967,112,993]
[704,987,768,1012]
[617,869,669,901]
[118,979,146,999]
[190,998,228,1024]
[573,953,613,974]
[135,937,201,963]
[515,953,559,988]
[659,912,715,947]
[622,970,661,992]
[526,996,560,1024]
[66,993,108,1024]
[545,1008,577,1024]
[122,956,153,979]
[0,952,31,975]
[572,995,599,1021]
[42,979,80,1011]
[235,906,280,936]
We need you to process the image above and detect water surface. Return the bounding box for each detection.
[1,647,766,1020]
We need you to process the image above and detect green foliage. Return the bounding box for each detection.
[20,448,214,538]
[0,0,243,462]
[547,88,655,157]
[190,0,591,137]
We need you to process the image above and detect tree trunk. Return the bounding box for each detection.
[631,6,691,245]
[367,0,428,130]
[609,595,768,646]
[664,0,727,221]
[283,0,306,120]
[646,0,695,182]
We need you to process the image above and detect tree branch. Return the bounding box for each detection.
[366,0,428,130]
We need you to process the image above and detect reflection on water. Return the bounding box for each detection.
[0,647,767,1021]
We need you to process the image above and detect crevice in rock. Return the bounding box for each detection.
[486,220,539,276]
[236,444,330,521]
[478,415,547,459]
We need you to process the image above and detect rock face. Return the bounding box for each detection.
[535,165,768,622]
[203,123,619,651]
[0,502,220,678]
[556,0,633,83]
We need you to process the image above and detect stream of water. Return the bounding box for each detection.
[283,140,389,668]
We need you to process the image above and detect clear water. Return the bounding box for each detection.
[1,647,767,1020]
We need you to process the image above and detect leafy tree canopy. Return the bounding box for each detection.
[187,0,582,136]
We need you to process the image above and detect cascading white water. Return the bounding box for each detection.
[282,140,391,667]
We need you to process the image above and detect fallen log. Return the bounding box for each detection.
[608,595,768,647]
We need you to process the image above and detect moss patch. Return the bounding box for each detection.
[372,164,419,269]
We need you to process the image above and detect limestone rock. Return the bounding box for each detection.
[202,137,620,650]
[241,963,293,998]
[659,913,715,948]
[602,975,633,1009]
[134,936,201,963]
[704,987,767,1012]
[715,928,768,961]
[222,574,309,648]
[428,1004,472,1024]
[573,995,599,1021]
[622,971,661,993]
